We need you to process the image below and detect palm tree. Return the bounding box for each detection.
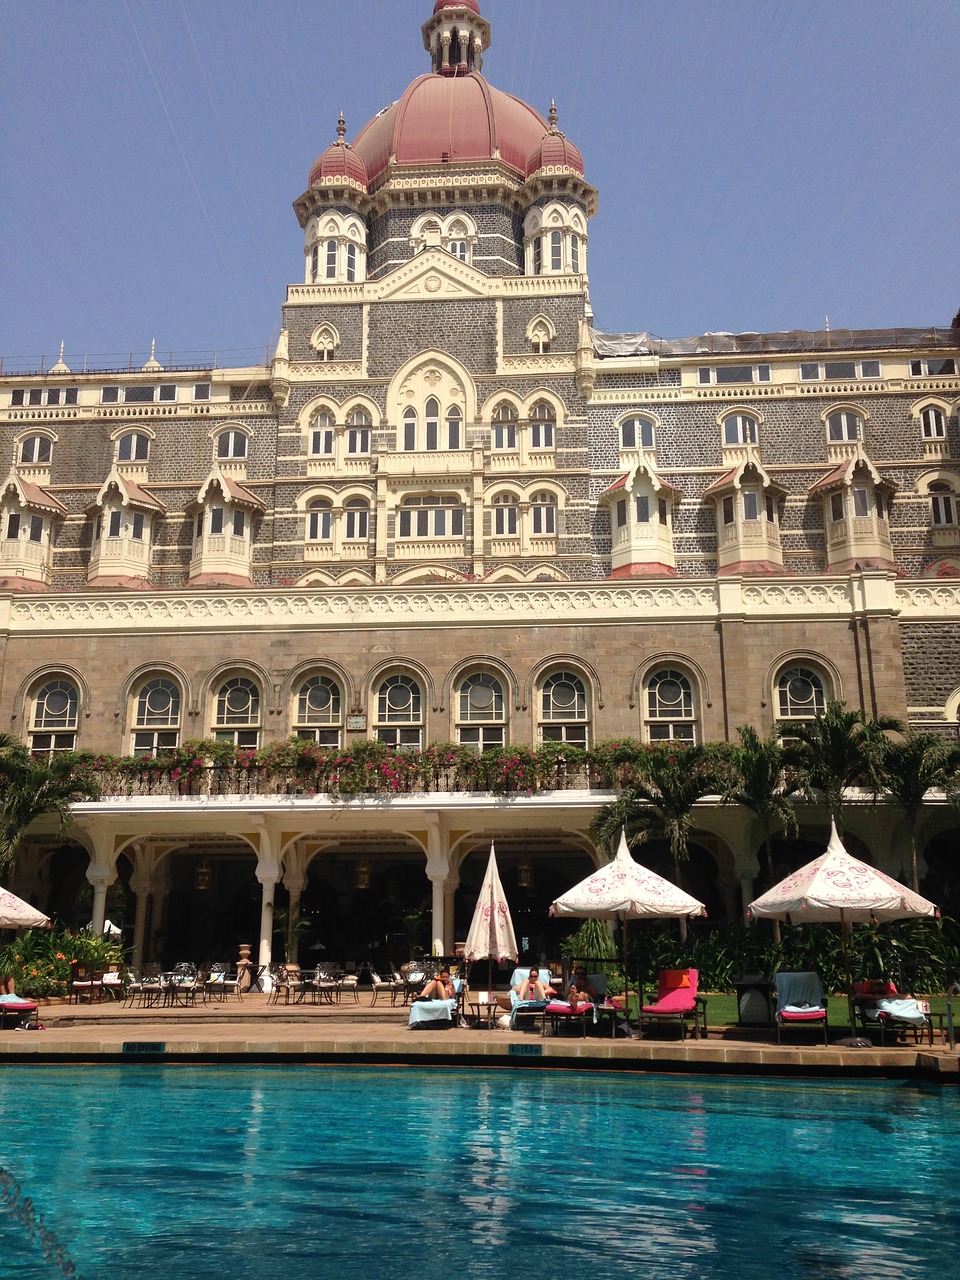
[876,732,960,892]
[590,743,723,941]
[780,700,902,835]
[0,743,97,879]
[724,726,799,928]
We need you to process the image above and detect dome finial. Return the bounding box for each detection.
[548,99,558,132]
[336,111,346,143]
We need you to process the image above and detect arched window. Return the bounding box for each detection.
[325,238,338,279]
[777,666,827,721]
[457,673,506,751]
[375,674,423,750]
[307,499,333,542]
[295,675,342,747]
[345,409,371,456]
[398,494,464,539]
[492,403,518,451]
[19,436,52,465]
[620,416,655,450]
[930,483,956,527]
[310,410,335,456]
[133,678,181,754]
[445,405,462,450]
[344,498,369,541]
[826,411,862,443]
[644,669,696,742]
[117,432,150,463]
[723,414,758,447]
[493,493,519,536]
[401,408,417,452]
[921,406,946,439]
[216,430,248,460]
[425,397,440,452]
[539,670,588,746]
[531,492,557,536]
[213,676,260,748]
[530,402,555,449]
[30,678,79,756]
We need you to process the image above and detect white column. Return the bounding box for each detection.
[254,822,282,981]
[423,814,451,956]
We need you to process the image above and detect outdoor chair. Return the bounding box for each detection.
[638,968,707,1040]
[508,966,556,1030]
[337,973,360,1004]
[70,962,98,1004]
[370,968,405,1006]
[407,976,466,1030]
[204,962,243,1003]
[271,964,310,1005]
[100,962,124,1001]
[774,971,828,1045]
[853,979,932,1045]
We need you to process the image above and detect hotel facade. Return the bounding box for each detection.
[2,1,959,970]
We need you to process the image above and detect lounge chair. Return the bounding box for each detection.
[508,966,556,1030]
[639,968,707,1039]
[0,994,38,1030]
[853,979,932,1045]
[407,977,465,1029]
[774,971,828,1044]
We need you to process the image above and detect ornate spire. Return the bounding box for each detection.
[548,100,558,132]
[422,2,491,76]
[336,111,346,143]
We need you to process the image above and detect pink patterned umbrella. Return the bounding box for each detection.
[748,821,938,1036]
[550,830,707,921]
[550,830,706,1026]
[464,843,518,993]
[0,886,50,930]
[747,821,938,924]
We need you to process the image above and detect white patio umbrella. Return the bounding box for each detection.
[0,886,50,930]
[748,820,939,1035]
[549,830,707,1025]
[463,842,518,994]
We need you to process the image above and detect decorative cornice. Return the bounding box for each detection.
[0,572,905,635]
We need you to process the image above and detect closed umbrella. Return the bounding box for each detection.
[0,887,50,930]
[550,830,707,1027]
[748,820,939,1036]
[463,842,518,996]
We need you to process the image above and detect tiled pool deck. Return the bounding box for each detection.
[2,994,956,1081]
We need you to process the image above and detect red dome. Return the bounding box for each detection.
[352,72,549,183]
[433,0,481,13]
[527,129,584,177]
[307,139,368,189]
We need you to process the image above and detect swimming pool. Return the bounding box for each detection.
[0,1066,956,1279]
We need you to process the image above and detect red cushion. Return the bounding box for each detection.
[779,1008,825,1021]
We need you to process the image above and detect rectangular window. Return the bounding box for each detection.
[800,362,820,381]
[860,360,881,378]
[194,383,211,400]
[347,429,369,455]
[5,514,19,540]
[697,367,711,385]
[157,384,176,402]
[765,494,776,522]
[532,505,555,535]
[830,492,845,522]
[101,386,120,403]
[722,496,735,525]
[195,512,204,538]
[326,240,337,278]
[911,358,957,377]
[635,495,650,523]
[932,494,955,526]
[616,499,627,528]
[312,428,334,455]
[131,512,144,540]
[823,361,857,379]
[876,492,886,520]
[232,510,245,537]
[108,510,122,538]
[715,366,754,384]
[425,420,438,451]
[493,425,517,450]
[530,421,554,448]
[658,499,668,526]
[124,386,153,404]
[742,491,759,521]
[210,508,224,535]
[447,420,460,450]
[853,488,870,518]
[801,360,883,381]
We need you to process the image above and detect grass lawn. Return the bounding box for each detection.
[627,991,956,1036]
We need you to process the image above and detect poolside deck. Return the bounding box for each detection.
[1,994,956,1081]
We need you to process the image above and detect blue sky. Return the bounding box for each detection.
[3,0,958,372]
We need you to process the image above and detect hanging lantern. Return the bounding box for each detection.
[194,857,212,891]
[517,858,533,889]
[355,859,371,890]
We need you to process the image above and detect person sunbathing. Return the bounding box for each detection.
[515,967,552,1002]
[417,971,455,1001]
[567,967,598,1005]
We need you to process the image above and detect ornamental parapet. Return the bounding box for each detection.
[0,571,904,635]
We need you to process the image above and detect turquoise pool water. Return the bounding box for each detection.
[0,1066,956,1279]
